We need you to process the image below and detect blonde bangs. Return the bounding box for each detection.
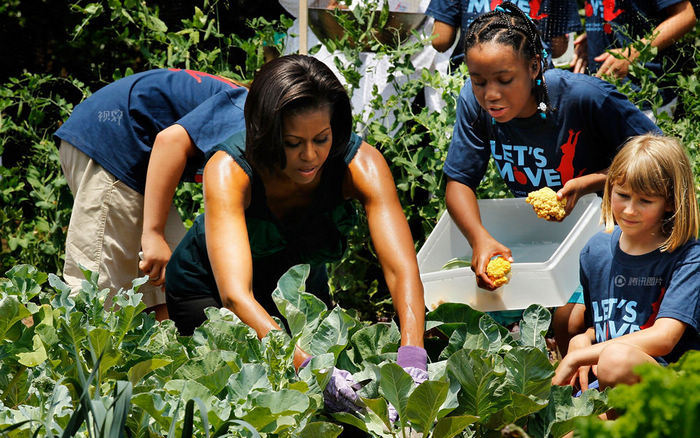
[602,133,698,252]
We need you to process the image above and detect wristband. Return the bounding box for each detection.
[397,345,427,371]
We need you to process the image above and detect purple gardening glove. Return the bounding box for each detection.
[301,357,362,413]
[323,368,363,413]
[389,346,429,422]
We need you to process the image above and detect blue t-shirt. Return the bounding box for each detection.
[443,68,660,197]
[426,0,581,45]
[54,68,248,194]
[583,0,683,79]
[580,227,700,363]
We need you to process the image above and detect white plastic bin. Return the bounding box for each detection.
[418,194,604,312]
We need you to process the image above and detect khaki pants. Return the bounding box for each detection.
[59,141,187,309]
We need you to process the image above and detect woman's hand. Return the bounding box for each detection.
[139,231,171,286]
[471,236,512,291]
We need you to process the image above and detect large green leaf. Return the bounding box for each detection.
[519,305,551,352]
[87,327,122,377]
[330,411,369,433]
[503,346,554,401]
[34,304,60,348]
[379,363,413,425]
[432,415,478,438]
[405,380,449,434]
[227,363,271,403]
[131,392,170,429]
[350,322,400,363]
[111,296,147,346]
[298,421,343,438]
[163,379,213,402]
[252,389,309,415]
[272,265,327,348]
[127,358,172,386]
[362,397,391,429]
[194,307,263,362]
[309,306,357,357]
[440,315,510,359]
[426,303,484,338]
[529,384,609,438]
[0,296,31,341]
[16,334,47,367]
[483,391,548,431]
[1,264,47,302]
[446,349,510,424]
[175,350,235,394]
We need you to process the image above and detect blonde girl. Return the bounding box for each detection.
[553,133,700,391]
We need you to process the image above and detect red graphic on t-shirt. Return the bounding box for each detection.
[512,166,528,185]
[490,0,546,19]
[528,0,548,20]
[641,287,666,330]
[584,1,623,23]
[168,68,239,88]
[603,0,624,22]
[556,129,582,184]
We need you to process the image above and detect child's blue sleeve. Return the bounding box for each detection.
[443,81,491,189]
[425,0,461,27]
[657,242,700,331]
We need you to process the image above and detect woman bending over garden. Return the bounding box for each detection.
[441,2,659,341]
[552,134,700,395]
[165,55,427,410]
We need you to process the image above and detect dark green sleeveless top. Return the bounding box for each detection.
[190,131,362,266]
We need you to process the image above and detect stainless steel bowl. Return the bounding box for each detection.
[307,1,426,51]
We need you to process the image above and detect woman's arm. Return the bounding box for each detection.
[553,317,687,385]
[141,124,198,286]
[595,1,697,79]
[203,151,311,368]
[344,142,424,347]
[445,178,512,290]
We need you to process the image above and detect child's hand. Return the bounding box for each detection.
[594,47,637,79]
[552,354,580,386]
[139,231,172,287]
[471,237,512,291]
[565,333,596,390]
[557,178,587,218]
[571,33,588,74]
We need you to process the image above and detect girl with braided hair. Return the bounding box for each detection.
[442,2,660,340]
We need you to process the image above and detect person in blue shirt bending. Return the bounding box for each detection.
[54,69,248,319]
[441,2,659,336]
[553,133,700,393]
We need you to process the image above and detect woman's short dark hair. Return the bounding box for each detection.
[244,54,352,171]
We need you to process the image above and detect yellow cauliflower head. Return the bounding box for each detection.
[525,187,566,221]
[486,257,511,287]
